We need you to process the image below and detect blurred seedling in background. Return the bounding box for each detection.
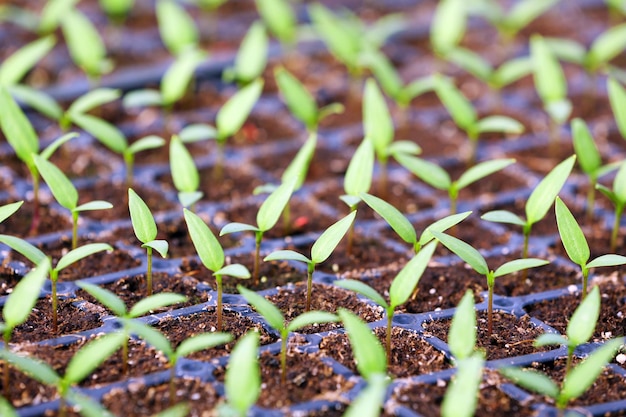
[170,135,202,209]
[99,0,135,26]
[597,160,626,252]
[157,0,199,56]
[128,188,169,296]
[264,211,356,311]
[430,0,467,63]
[255,0,297,50]
[0,202,24,226]
[238,285,338,385]
[223,21,268,87]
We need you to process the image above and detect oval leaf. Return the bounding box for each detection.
[57,243,112,271]
[567,286,600,346]
[526,155,576,225]
[184,209,224,271]
[389,240,436,308]
[311,211,357,264]
[128,188,158,243]
[338,309,387,379]
[216,79,263,141]
[431,231,489,275]
[287,311,338,333]
[447,290,476,361]
[225,331,260,414]
[238,285,284,332]
[555,197,590,267]
[3,258,50,329]
[360,192,416,245]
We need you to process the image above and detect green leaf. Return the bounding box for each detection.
[128,188,158,243]
[214,264,251,279]
[434,75,476,132]
[255,0,295,43]
[282,132,316,189]
[76,282,126,317]
[225,331,260,414]
[216,79,263,141]
[531,34,567,104]
[126,320,173,359]
[238,285,284,332]
[75,200,113,212]
[0,35,56,86]
[363,78,393,160]
[613,160,626,204]
[161,49,205,106]
[561,338,623,403]
[360,192,416,245]
[544,37,586,65]
[62,9,111,78]
[587,254,626,268]
[65,332,125,384]
[184,209,224,272]
[534,333,568,347]
[275,67,317,130]
[395,153,450,191]
[389,241,436,308]
[344,138,374,196]
[123,89,163,108]
[318,102,345,123]
[177,332,233,358]
[499,367,559,399]
[56,243,112,271]
[308,4,360,71]
[41,132,77,161]
[129,293,187,317]
[0,234,46,265]
[456,159,515,190]
[72,113,127,154]
[0,201,23,223]
[170,135,199,193]
[231,21,267,84]
[430,0,466,56]
[334,279,388,309]
[431,231,489,276]
[178,124,216,143]
[491,56,533,88]
[545,99,572,125]
[418,211,472,246]
[446,47,492,82]
[365,50,403,100]
[505,0,559,34]
[257,178,295,232]
[220,222,260,235]
[287,311,337,333]
[0,396,18,417]
[3,258,50,329]
[9,85,63,121]
[475,116,524,135]
[493,258,548,278]
[67,88,120,116]
[40,0,79,33]
[447,290,476,361]
[264,249,311,265]
[480,210,526,226]
[587,23,626,71]
[342,373,388,417]
[156,0,198,55]
[571,118,601,176]
[66,390,115,417]
[337,309,387,379]
[0,349,60,386]
[0,86,39,165]
[127,135,164,155]
[608,77,626,140]
[555,197,590,267]
[34,154,78,211]
[441,355,484,417]
[311,211,357,264]
[142,240,169,258]
[567,286,600,346]
[526,155,576,225]
[388,140,422,159]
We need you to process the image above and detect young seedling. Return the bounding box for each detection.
[597,160,626,252]
[337,309,387,381]
[219,331,261,417]
[184,208,250,331]
[34,155,112,249]
[433,75,524,164]
[238,285,338,386]
[274,67,344,134]
[170,135,202,209]
[482,155,576,258]
[264,210,357,311]
[126,320,232,406]
[608,77,626,143]
[335,241,436,362]
[430,0,467,61]
[555,197,626,300]
[431,231,548,337]
[531,34,571,147]
[128,188,169,296]
[0,258,50,398]
[220,179,294,285]
[39,0,80,34]
[255,0,297,48]
[223,21,268,86]
[0,88,76,235]
[76,281,186,375]
[99,0,135,25]
[0,332,125,417]
[156,0,198,56]
[0,235,111,334]
[395,155,515,214]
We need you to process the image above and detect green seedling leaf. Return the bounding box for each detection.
[9,85,64,121]
[308,4,360,72]
[287,311,337,333]
[587,23,626,71]
[500,367,559,399]
[56,243,112,271]
[99,0,135,20]
[220,222,260,235]
[360,192,416,244]
[475,116,524,135]
[0,235,46,266]
[3,258,50,329]
[228,21,267,84]
[128,188,158,243]
[161,48,205,106]
[217,79,263,141]
[587,254,626,268]
[142,240,169,258]
[526,155,576,225]
[40,132,77,161]
[214,264,251,279]
[257,178,295,231]
[0,35,56,85]
[363,78,393,160]
[395,154,449,190]
[225,331,260,414]
[178,124,216,143]
[446,47,492,82]
[456,159,515,190]
[170,135,199,194]
[364,50,403,100]
[505,0,559,36]
[75,201,113,212]
[311,210,357,264]
[389,240,436,308]
[544,37,586,65]
[531,34,567,104]
[0,86,38,166]
[572,118,601,176]
[0,396,18,417]
[344,138,374,197]
[176,332,233,358]
[441,355,484,417]
[129,293,187,317]
[492,57,533,88]
[493,258,548,277]
[431,0,466,56]
[480,210,526,226]
[67,88,120,116]
[556,197,590,267]
[40,0,79,33]
[156,0,198,55]
[0,201,23,223]
[127,320,173,358]
[608,77,626,140]
[255,0,295,43]
[275,67,318,131]
[434,75,476,132]
[567,286,600,346]
[71,113,127,154]
[62,9,111,78]
[66,390,115,417]
[34,154,78,210]
[534,333,568,347]
[65,332,125,384]
[184,209,224,271]
[418,211,472,247]
[447,290,476,361]
[334,279,388,309]
[388,141,422,159]
[0,350,60,386]
[238,286,284,331]
[431,231,489,275]
[77,282,126,316]
[123,89,163,108]
[545,99,572,125]
[282,132,316,189]
[338,309,387,379]
[264,249,312,265]
[342,373,388,417]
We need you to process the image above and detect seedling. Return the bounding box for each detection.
[39,0,80,34]
[597,160,626,252]
[76,282,186,375]
[555,197,626,300]
[223,21,268,86]
[337,309,387,380]
[238,285,338,385]
[531,34,571,146]
[156,0,198,56]
[170,136,202,208]
[342,373,388,417]
[433,75,524,164]
[99,0,135,25]
[335,241,436,362]
[482,155,576,258]
[274,67,344,133]
[431,231,548,337]
[184,209,250,331]
[126,320,232,405]
[34,155,112,249]
[255,0,297,47]
[608,77,626,143]
[0,88,76,235]
[0,332,125,417]
[0,258,50,398]
[128,188,169,296]
[219,331,261,417]
[264,210,357,311]
[0,235,111,334]
[395,155,515,214]
[220,179,294,284]
[0,202,23,225]
[430,0,467,60]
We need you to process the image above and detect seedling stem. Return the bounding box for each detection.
[146,246,153,296]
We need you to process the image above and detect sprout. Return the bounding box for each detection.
[337,309,387,380]
[220,179,294,285]
[223,21,268,86]
[431,231,548,338]
[220,331,261,417]
[597,160,626,252]
[156,0,198,56]
[395,156,515,214]
[482,155,576,258]
[34,155,112,249]
[555,197,626,300]
[99,0,135,25]
[430,0,467,60]
[264,210,357,311]
[39,0,80,34]
[238,285,337,386]
[608,76,626,142]
[0,235,111,334]
[184,209,250,331]
[77,282,186,375]
[128,188,169,296]
[335,241,436,362]
[170,136,202,209]
[255,0,297,47]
